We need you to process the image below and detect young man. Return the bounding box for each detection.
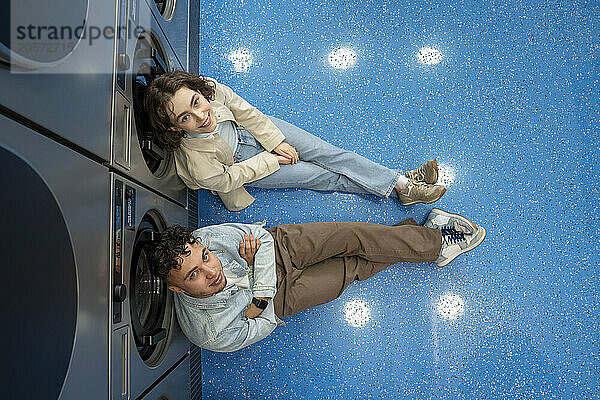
[148,209,486,352]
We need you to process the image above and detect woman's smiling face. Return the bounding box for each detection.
[168,86,217,134]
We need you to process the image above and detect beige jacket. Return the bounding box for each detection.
[174,78,285,211]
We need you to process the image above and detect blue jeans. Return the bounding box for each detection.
[233,116,400,198]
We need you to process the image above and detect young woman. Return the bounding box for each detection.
[144,71,445,211]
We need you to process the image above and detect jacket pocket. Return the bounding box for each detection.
[214,249,248,276]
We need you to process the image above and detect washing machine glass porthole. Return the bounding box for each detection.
[0,145,78,399]
[132,32,174,178]
[130,211,174,367]
[0,0,89,69]
[153,0,177,20]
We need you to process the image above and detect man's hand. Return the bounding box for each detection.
[273,142,299,164]
[245,297,270,319]
[239,234,261,266]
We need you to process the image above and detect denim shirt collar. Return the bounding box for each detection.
[184,130,215,139]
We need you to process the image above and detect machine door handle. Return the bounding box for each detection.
[150,48,168,74]
[141,328,167,346]
[141,138,164,162]
[138,229,159,244]
[113,284,127,302]
[118,53,131,71]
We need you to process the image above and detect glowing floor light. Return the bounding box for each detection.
[228,48,253,72]
[344,300,371,327]
[436,293,465,321]
[437,162,456,187]
[417,46,442,65]
[328,47,357,70]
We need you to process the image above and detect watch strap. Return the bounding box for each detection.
[252,297,268,310]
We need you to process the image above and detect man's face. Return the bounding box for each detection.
[166,238,226,298]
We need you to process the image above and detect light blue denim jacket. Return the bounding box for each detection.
[173,223,279,352]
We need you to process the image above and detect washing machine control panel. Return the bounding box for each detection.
[113,181,124,323]
[114,181,137,323]
[125,186,136,229]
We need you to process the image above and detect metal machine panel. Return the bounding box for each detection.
[145,0,189,71]
[139,355,191,400]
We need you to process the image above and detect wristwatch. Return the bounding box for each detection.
[252,297,269,310]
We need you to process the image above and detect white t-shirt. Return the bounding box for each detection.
[185,120,239,154]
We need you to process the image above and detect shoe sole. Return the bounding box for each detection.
[400,187,447,206]
[428,158,439,185]
[437,225,487,267]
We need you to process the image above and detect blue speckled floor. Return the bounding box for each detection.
[196,0,600,398]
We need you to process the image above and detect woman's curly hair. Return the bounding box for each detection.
[144,71,216,152]
[147,225,198,282]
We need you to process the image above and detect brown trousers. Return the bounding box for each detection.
[268,218,442,319]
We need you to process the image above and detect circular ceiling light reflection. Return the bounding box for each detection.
[344,299,371,327]
[437,162,456,187]
[228,48,253,73]
[417,46,442,65]
[328,47,357,70]
[436,293,465,321]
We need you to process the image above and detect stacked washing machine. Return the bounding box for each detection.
[0,0,192,399]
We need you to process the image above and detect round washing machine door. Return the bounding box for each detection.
[130,211,175,367]
[0,146,77,398]
[131,32,175,178]
[153,0,177,20]
[0,0,89,70]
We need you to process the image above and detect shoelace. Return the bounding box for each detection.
[406,179,427,194]
[411,167,426,182]
[441,226,466,245]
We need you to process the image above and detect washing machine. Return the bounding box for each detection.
[0,0,116,160]
[110,0,187,205]
[110,173,189,400]
[145,0,189,71]
[0,113,110,399]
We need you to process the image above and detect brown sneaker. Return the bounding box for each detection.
[405,158,439,184]
[395,180,446,206]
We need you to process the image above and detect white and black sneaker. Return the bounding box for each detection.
[424,208,486,267]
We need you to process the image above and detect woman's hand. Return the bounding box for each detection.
[239,234,261,266]
[275,155,292,164]
[273,142,299,164]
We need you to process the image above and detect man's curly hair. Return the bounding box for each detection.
[147,225,197,282]
[144,71,216,152]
